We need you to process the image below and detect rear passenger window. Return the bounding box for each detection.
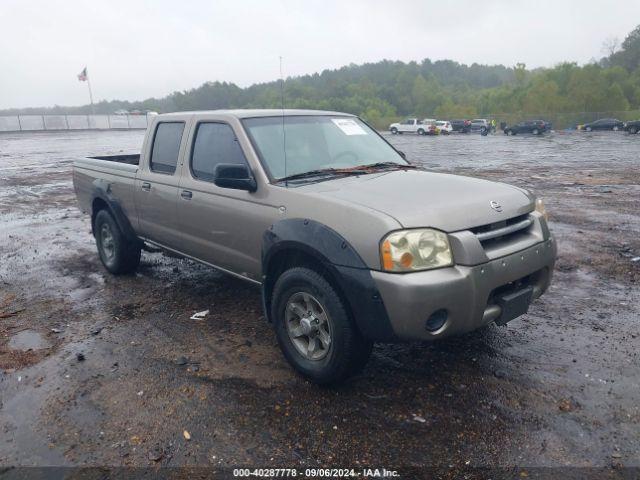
[150,122,184,174]
[191,123,247,181]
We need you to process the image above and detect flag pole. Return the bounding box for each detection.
[86,73,95,115]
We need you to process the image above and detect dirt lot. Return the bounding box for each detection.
[0,129,638,476]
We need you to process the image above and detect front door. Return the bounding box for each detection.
[135,121,187,249]
[177,120,278,281]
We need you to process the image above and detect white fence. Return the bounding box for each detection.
[0,114,151,132]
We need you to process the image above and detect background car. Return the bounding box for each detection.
[623,120,640,134]
[580,118,624,131]
[470,118,489,131]
[435,120,453,134]
[421,119,439,135]
[450,119,471,133]
[503,120,548,135]
[389,118,427,135]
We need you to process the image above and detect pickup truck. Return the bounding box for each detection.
[389,118,436,135]
[73,109,556,384]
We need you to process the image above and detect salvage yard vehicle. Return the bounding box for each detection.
[389,118,431,135]
[450,119,471,133]
[435,120,452,134]
[470,118,490,131]
[73,109,556,384]
[503,120,548,136]
[421,118,439,135]
[623,119,640,134]
[579,118,624,131]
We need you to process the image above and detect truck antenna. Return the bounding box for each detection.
[279,56,288,186]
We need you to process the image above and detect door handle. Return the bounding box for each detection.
[141,182,151,191]
[181,190,193,200]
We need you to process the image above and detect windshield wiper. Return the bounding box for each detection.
[356,162,419,171]
[277,167,367,183]
[277,162,418,184]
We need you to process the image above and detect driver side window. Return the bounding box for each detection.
[191,122,248,182]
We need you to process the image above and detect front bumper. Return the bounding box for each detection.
[371,238,556,341]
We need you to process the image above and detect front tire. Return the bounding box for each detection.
[585,126,592,132]
[630,126,638,134]
[271,267,372,384]
[613,125,619,131]
[532,128,539,135]
[94,209,141,274]
[390,127,398,135]
[417,128,425,136]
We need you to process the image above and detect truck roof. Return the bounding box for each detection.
[156,109,355,119]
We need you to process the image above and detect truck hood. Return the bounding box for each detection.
[304,170,534,232]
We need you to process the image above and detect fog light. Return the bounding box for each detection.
[425,309,448,332]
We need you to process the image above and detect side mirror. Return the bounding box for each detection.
[214,164,257,192]
[397,150,406,160]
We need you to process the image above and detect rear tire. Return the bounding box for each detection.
[532,128,539,135]
[585,126,592,132]
[271,267,372,384]
[630,126,638,134]
[417,128,425,136]
[507,129,514,136]
[613,125,619,131]
[390,127,398,135]
[94,209,141,274]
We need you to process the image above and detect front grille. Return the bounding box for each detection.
[471,213,533,247]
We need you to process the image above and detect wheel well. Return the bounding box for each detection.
[91,197,109,234]
[263,248,353,324]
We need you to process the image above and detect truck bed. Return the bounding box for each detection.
[73,154,139,220]
[87,154,140,165]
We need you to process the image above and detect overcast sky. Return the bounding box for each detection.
[1,0,638,109]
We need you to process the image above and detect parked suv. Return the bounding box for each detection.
[73,110,556,384]
[450,119,471,133]
[470,119,490,131]
[504,120,548,136]
[421,119,439,135]
[435,121,453,135]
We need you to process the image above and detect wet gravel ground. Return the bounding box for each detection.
[0,129,638,476]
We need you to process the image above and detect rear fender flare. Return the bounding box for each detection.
[90,178,139,245]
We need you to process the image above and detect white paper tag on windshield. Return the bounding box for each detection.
[332,118,367,135]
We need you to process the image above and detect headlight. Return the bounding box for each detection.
[535,198,548,221]
[381,228,453,272]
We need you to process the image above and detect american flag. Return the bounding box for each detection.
[77,67,88,82]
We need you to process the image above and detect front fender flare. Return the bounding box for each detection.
[262,218,397,342]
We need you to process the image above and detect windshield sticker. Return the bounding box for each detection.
[331,118,367,135]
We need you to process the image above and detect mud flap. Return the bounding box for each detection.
[495,286,533,326]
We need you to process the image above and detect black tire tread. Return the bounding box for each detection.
[271,267,372,384]
[95,209,141,275]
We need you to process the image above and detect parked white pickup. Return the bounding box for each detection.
[389,118,436,135]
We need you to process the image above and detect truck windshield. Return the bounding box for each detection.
[242,116,407,181]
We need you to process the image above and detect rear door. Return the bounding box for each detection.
[135,120,189,249]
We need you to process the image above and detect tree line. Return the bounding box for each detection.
[4,25,640,129]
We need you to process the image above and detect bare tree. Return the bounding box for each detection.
[602,36,620,57]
